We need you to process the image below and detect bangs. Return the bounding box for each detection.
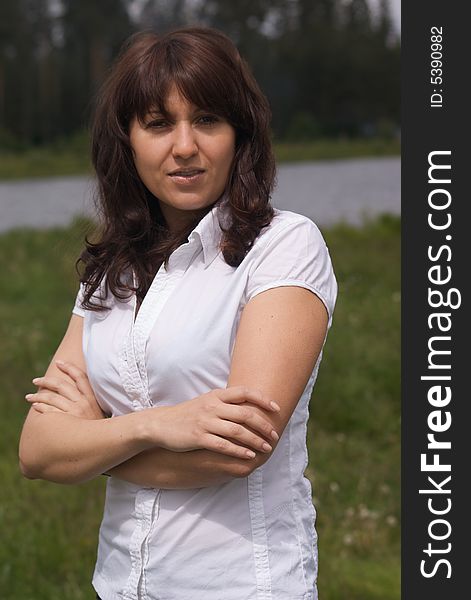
[128,36,240,126]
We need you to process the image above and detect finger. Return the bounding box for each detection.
[56,362,104,419]
[26,391,72,412]
[209,419,273,454]
[200,433,258,460]
[55,361,94,397]
[31,402,62,414]
[217,386,281,412]
[219,404,279,441]
[31,376,81,402]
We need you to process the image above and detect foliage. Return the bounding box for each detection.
[0,0,400,147]
[0,0,134,145]
[0,135,400,180]
[0,214,400,599]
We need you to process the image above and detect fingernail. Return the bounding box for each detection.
[56,360,65,365]
[270,401,281,412]
[271,430,279,441]
[32,378,41,384]
[25,394,33,400]
[262,442,272,452]
[246,450,256,458]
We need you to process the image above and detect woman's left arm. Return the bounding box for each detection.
[227,284,328,456]
[106,285,328,486]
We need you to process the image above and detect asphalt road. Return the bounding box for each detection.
[0,157,400,233]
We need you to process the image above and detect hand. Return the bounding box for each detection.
[150,386,281,460]
[25,361,106,420]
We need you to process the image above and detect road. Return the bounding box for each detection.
[0,157,400,233]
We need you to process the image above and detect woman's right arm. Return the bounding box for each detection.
[19,315,278,485]
[19,315,161,483]
[106,447,258,488]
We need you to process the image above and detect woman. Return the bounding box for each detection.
[19,27,337,600]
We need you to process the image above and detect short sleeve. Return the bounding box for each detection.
[72,282,86,318]
[245,216,337,327]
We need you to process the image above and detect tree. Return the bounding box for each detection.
[139,0,189,34]
[59,0,135,136]
[0,0,58,145]
[0,0,400,146]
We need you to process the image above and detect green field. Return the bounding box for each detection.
[0,136,400,180]
[0,215,400,599]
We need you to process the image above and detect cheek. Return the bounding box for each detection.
[132,154,148,185]
[130,129,161,169]
[218,135,236,175]
[133,143,153,171]
[133,149,167,191]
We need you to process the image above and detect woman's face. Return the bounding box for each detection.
[129,84,236,232]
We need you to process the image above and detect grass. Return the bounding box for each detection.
[274,137,400,163]
[0,214,400,599]
[0,136,400,180]
[313,215,400,599]
[0,147,93,180]
[0,132,93,181]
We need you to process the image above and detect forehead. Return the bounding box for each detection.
[151,84,199,115]
[132,64,230,121]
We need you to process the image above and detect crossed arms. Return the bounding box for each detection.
[19,286,328,488]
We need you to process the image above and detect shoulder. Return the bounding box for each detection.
[252,209,327,253]
[244,209,337,321]
[72,275,117,317]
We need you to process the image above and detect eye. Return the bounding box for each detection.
[145,118,169,130]
[196,114,220,126]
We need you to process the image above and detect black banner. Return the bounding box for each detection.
[402,1,469,598]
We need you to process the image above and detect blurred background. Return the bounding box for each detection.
[0,0,400,147]
[0,1,400,599]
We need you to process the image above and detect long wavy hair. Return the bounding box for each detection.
[78,27,276,311]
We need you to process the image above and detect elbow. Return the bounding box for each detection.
[18,454,39,480]
[18,431,86,485]
[18,433,43,479]
[18,441,47,480]
[18,441,38,479]
[18,447,79,484]
[18,456,84,485]
[18,438,58,482]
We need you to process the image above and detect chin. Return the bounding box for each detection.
[170,194,217,210]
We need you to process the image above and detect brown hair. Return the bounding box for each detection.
[79,27,276,310]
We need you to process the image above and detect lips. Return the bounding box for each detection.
[168,168,205,177]
[167,168,206,186]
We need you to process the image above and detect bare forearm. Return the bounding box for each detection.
[19,400,271,486]
[19,411,152,484]
[20,357,278,486]
[107,446,256,489]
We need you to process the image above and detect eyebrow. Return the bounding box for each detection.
[146,104,216,119]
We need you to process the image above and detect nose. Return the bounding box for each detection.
[172,122,198,160]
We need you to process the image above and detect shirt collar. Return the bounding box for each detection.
[189,193,231,269]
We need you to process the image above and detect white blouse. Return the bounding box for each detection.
[73,197,337,600]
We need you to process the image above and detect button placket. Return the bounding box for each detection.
[121,241,201,599]
[131,242,202,408]
[118,261,169,411]
[248,469,273,599]
[123,489,160,600]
